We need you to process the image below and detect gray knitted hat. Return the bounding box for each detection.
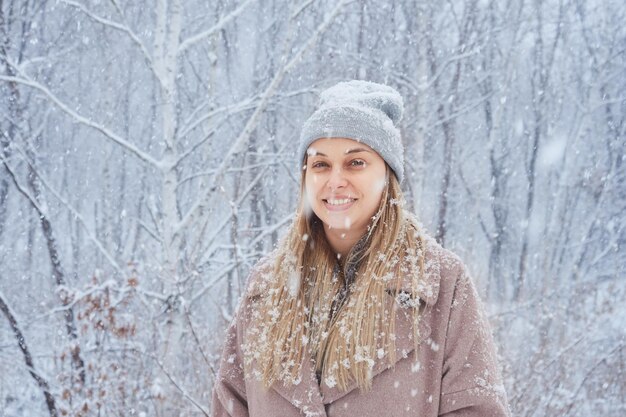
[298,80,405,182]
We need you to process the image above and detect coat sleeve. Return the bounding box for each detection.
[210,308,249,417]
[439,263,511,416]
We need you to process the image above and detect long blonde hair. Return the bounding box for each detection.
[243,165,425,392]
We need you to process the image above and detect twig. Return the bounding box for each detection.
[154,357,211,417]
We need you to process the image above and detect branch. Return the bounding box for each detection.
[183,307,217,378]
[2,156,88,384]
[0,292,59,417]
[247,213,293,249]
[290,0,316,19]
[173,127,216,169]
[60,0,165,89]
[177,159,288,187]
[563,342,623,415]
[134,216,163,243]
[188,141,291,266]
[0,74,161,168]
[190,262,239,305]
[342,45,481,92]
[178,86,314,141]
[177,0,257,56]
[8,146,125,275]
[154,358,211,417]
[178,95,257,140]
[2,157,47,216]
[457,164,492,243]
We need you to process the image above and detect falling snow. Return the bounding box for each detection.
[0,0,623,416]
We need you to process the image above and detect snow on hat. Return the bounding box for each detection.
[298,80,405,183]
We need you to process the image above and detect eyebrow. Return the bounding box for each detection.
[345,148,371,155]
[308,148,371,157]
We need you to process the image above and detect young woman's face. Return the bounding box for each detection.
[304,138,387,237]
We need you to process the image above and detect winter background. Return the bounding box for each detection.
[0,0,624,416]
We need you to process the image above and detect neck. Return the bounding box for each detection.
[323,226,366,259]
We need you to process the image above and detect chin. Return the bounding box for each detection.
[320,211,348,227]
[325,222,349,232]
[324,216,364,235]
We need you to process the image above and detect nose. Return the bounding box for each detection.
[327,166,348,191]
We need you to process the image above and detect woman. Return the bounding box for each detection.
[211,81,510,416]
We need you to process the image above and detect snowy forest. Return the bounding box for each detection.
[0,0,624,416]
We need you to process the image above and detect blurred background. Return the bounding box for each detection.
[0,0,624,415]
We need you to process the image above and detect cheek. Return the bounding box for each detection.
[362,174,386,211]
[366,171,387,198]
[304,177,319,206]
[372,177,386,193]
[306,174,323,193]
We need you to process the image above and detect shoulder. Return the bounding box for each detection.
[244,249,278,299]
[402,211,466,295]
[228,251,277,329]
[418,231,470,302]
[419,235,486,328]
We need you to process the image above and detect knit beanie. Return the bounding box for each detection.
[298,80,405,183]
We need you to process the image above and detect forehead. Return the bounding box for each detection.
[307,137,374,156]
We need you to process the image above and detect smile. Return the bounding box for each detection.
[323,198,356,211]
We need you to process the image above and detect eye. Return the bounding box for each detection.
[349,159,366,167]
[311,161,329,169]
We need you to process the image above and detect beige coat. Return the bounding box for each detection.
[211,236,510,416]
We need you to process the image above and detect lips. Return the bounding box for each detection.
[323,197,356,211]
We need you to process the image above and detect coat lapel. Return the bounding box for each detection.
[272,355,327,417]
[319,251,441,404]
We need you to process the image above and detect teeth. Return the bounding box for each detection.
[327,198,353,205]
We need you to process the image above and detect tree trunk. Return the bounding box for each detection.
[0,293,58,417]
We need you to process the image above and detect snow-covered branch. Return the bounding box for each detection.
[11,146,125,276]
[60,0,166,89]
[0,74,161,168]
[177,0,257,56]
[2,157,47,217]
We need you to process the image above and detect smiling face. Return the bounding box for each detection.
[304,138,388,252]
